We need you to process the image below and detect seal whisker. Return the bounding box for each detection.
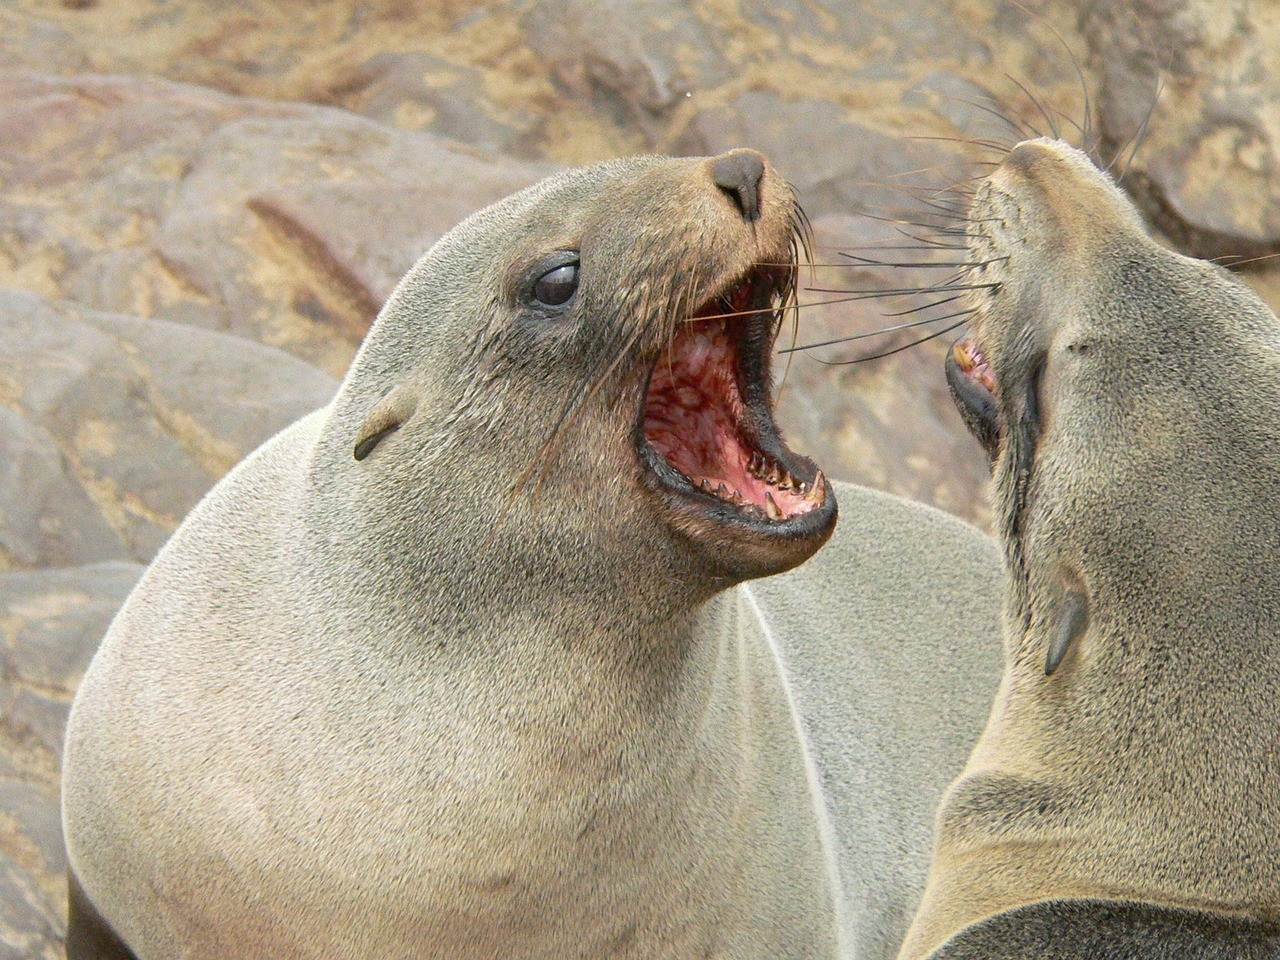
[776,207,810,392]
[839,257,985,269]
[753,260,914,267]
[802,315,975,364]
[882,294,964,318]
[857,210,984,231]
[885,160,998,180]
[907,134,1016,155]
[1002,73,1059,140]
[1004,0,1095,151]
[932,90,1034,141]
[777,310,976,356]
[797,282,999,298]
[1111,75,1165,182]
[834,243,969,252]
[1210,251,1280,269]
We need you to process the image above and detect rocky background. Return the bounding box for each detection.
[1,0,1277,954]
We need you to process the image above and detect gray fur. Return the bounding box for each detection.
[929,900,1280,960]
[901,138,1280,959]
[61,153,1004,960]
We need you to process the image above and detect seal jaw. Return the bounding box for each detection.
[946,336,1002,459]
[637,265,836,570]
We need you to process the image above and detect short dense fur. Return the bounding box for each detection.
[900,139,1280,960]
[61,154,1004,960]
[929,901,1280,960]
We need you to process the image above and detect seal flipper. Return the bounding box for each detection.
[66,871,140,960]
[927,899,1280,960]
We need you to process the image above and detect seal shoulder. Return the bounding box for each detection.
[746,481,1004,960]
[822,479,998,567]
[926,899,1280,960]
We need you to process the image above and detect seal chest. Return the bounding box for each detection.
[906,137,1280,959]
[60,151,847,960]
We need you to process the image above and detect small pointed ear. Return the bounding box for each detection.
[1046,589,1090,676]
[353,385,419,461]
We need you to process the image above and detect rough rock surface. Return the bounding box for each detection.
[1078,0,1280,261]
[0,562,142,960]
[0,1,1277,954]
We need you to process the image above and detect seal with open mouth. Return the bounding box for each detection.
[60,145,1007,960]
[901,137,1280,959]
[60,149,848,960]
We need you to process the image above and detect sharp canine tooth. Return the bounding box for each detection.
[765,493,783,521]
[807,470,825,503]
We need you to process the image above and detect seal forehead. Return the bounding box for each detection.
[329,156,688,401]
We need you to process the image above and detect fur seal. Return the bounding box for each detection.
[61,150,1004,960]
[898,137,1280,960]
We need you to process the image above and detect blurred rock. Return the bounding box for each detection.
[326,52,533,155]
[1078,0,1280,260]
[0,289,337,567]
[0,562,143,957]
[0,72,554,376]
[0,781,65,960]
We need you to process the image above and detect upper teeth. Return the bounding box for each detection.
[748,452,797,490]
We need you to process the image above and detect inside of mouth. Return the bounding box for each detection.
[953,336,998,395]
[642,276,823,523]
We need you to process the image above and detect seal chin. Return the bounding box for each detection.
[946,335,1002,459]
[638,264,836,573]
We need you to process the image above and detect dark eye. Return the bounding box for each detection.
[534,262,579,306]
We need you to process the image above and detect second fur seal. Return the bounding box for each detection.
[62,150,1003,960]
[900,138,1280,959]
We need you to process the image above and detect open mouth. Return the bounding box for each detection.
[946,335,1003,458]
[638,267,829,530]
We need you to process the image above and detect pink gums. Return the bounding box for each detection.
[643,316,818,519]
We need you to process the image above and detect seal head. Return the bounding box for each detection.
[903,137,1280,958]
[329,149,834,592]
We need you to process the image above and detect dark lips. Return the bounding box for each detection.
[946,336,1002,459]
[638,266,834,537]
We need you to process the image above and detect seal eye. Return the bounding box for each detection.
[534,263,579,306]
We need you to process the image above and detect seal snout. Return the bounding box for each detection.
[1001,138,1058,175]
[710,149,767,222]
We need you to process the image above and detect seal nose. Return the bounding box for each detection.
[711,149,766,222]
[1002,139,1059,175]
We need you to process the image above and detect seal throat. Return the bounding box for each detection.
[641,270,824,523]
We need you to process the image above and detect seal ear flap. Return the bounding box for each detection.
[353,385,420,461]
[1046,589,1090,676]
